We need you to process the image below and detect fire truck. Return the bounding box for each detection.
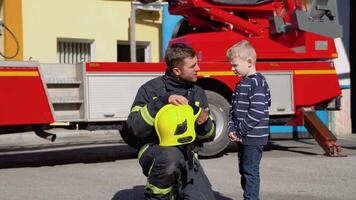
[0,0,346,156]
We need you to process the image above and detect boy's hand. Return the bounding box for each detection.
[196,108,209,125]
[228,132,242,143]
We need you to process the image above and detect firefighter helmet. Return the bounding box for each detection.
[154,104,201,146]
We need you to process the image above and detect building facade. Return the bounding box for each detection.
[1,0,162,63]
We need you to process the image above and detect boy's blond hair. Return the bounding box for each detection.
[226,40,256,63]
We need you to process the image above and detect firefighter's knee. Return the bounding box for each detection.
[148,146,185,186]
[160,147,185,175]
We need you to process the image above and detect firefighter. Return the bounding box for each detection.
[126,43,216,200]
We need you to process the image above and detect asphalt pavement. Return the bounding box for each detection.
[0,129,356,200]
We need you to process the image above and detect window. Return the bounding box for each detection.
[57,39,94,64]
[117,41,151,62]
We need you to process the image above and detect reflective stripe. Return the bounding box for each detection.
[138,143,151,160]
[209,115,214,120]
[197,122,215,139]
[294,69,336,75]
[246,134,269,137]
[195,101,200,106]
[141,105,154,126]
[0,71,39,77]
[198,71,234,76]
[131,106,142,112]
[194,152,198,160]
[148,159,154,176]
[146,183,173,196]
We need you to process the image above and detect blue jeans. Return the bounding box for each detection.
[238,144,264,200]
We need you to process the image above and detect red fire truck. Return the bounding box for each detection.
[0,0,345,156]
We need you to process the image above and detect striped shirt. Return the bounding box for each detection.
[228,73,271,145]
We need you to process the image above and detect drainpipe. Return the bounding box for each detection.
[130,1,167,62]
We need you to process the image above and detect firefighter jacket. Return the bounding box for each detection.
[126,73,216,149]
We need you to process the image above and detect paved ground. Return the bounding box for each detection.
[0,129,356,200]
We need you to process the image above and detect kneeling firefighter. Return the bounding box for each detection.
[125,43,216,200]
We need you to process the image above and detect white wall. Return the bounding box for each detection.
[22,0,162,62]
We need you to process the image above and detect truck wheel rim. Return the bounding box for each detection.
[208,103,224,140]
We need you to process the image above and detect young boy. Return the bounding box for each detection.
[226,40,271,200]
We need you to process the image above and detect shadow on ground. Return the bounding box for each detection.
[263,140,319,155]
[223,139,319,156]
[2,136,355,168]
[112,185,233,200]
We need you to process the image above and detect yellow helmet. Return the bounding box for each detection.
[154,104,201,146]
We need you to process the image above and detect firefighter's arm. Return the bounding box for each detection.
[127,86,189,140]
[126,86,166,140]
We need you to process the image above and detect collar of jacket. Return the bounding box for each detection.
[163,72,194,91]
[242,72,262,81]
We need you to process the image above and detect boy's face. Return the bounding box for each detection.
[173,56,200,82]
[229,56,253,77]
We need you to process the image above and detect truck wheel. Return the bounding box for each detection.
[199,90,231,157]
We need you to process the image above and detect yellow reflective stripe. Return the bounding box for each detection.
[194,152,198,160]
[146,183,173,196]
[146,158,175,199]
[197,122,215,139]
[198,70,337,76]
[209,114,214,120]
[131,106,142,112]
[0,71,39,76]
[138,143,151,159]
[198,71,234,76]
[140,105,154,126]
[148,159,154,176]
[294,69,336,75]
[195,101,200,106]
[171,190,175,200]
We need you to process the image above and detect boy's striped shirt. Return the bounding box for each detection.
[228,73,271,145]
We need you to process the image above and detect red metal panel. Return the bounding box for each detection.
[0,67,54,126]
[86,62,166,72]
[208,7,264,36]
[170,32,337,62]
[293,74,341,106]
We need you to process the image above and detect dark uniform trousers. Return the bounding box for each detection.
[139,144,216,200]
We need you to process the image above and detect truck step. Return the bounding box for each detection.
[40,63,85,122]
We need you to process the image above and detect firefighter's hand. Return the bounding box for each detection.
[196,108,209,125]
[229,132,242,143]
[168,94,188,105]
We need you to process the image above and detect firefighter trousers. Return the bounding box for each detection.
[139,144,216,200]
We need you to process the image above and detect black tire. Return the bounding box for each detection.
[199,90,231,157]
